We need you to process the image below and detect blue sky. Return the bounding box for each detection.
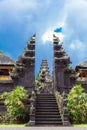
[0,0,87,76]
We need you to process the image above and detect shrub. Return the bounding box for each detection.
[67,84,87,124]
[4,86,29,123]
[0,92,9,101]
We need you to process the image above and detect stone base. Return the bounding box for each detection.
[27,120,35,126]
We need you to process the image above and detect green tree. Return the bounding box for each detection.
[67,84,87,124]
[4,86,29,123]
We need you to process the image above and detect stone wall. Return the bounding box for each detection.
[82,83,87,93]
[15,66,35,93]
[0,81,14,94]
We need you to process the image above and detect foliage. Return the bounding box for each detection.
[0,51,3,56]
[4,86,29,123]
[67,84,87,124]
[74,124,87,127]
[35,72,44,93]
[55,91,64,122]
[36,72,42,81]
[36,72,45,82]
[35,80,44,93]
[0,92,9,101]
[0,124,25,127]
[36,73,40,80]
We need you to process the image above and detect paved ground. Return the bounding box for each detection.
[0,127,87,130]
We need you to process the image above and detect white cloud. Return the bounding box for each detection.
[42,29,63,43]
[61,0,87,63]
[0,0,66,33]
[41,22,64,43]
[0,0,39,28]
[0,0,87,65]
[69,40,86,51]
[42,30,53,43]
[69,43,75,50]
[69,39,87,60]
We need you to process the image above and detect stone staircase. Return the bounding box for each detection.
[35,93,63,126]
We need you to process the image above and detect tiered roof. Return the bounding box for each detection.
[39,59,52,82]
[39,59,49,75]
[76,61,87,70]
[53,35,71,65]
[0,55,15,65]
[10,34,35,79]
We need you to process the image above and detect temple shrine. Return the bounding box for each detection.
[76,61,87,81]
[35,59,53,93]
[0,52,15,81]
[39,59,52,83]
[0,34,87,126]
[76,61,87,92]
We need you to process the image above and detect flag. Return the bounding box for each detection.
[54,27,62,33]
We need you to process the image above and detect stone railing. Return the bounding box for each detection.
[55,91,70,126]
[28,88,36,126]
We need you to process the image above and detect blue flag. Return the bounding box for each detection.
[54,27,62,33]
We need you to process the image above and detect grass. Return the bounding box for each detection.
[0,124,26,127]
[74,124,87,127]
[0,123,87,127]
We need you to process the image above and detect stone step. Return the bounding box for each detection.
[36,100,56,102]
[37,99,56,101]
[36,102,57,106]
[37,95,55,98]
[36,111,60,115]
[35,94,63,125]
[36,102,57,104]
[36,110,59,113]
[36,106,58,109]
[35,115,61,118]
[36,100,56,103]
[37,94,55,96]
[36,104,58,107]
[36,99,56,103]
[0,101,4,105]
[36,102,57,107]
[37,98,56,100]
[0,106,6,111]
[35,118,62,121]
[35,121,62,125]
[36,99,56,101]
[37,96,55,98]
[63,121,70,126]
[36,106,58,108]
